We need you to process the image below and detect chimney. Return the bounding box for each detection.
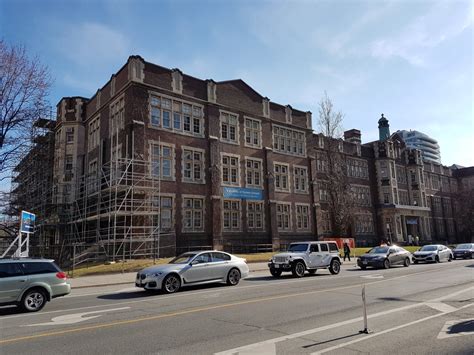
[344,129,361,144]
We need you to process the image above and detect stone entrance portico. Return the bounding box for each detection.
[378,205,431,243]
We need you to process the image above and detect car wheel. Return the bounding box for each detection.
[308,269,317,275]
[329,259,341,275]
[292,261,306,278]
[21,288,47,312]
[448,254,453,262]
[162,274,181,294]
[227,268,241,286]
[383,259,390,269]
[403,258,410,267]
[270,267,283,277]
[435,255,440,263]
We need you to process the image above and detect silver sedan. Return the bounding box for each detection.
[136,251,249,293]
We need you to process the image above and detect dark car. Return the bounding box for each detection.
[357,246,411,269]
[453,243,474,259]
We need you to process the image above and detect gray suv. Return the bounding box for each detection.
[0,258,71,312]
[268,241,342,277]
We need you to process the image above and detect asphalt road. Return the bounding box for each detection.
[1,260,473,355]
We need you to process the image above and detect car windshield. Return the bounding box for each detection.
[288,243,309,252]
[169,253,196,264]
[368,247,389,254]
[455,244,472,250]
[420,245,438,251]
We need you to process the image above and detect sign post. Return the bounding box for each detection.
[359,284,371,334]
[19,211,36,257]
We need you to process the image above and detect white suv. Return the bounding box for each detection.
[268,241,341,278]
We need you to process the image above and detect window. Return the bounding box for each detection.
[245,158,262,188]
[396,166,407,184]
[273,125,305,156]
[274,163,290,192]
[149,95,203,136]
[316,152,328,172]
[244,118,261,148]
[89,160,98,192]
[346,158,369,179]
[182,148,204,183]
[153,196,173,231]
[212,252,231,262]
[321,211,331,233]
[222,154,240,186]
[294,167,308,193]
[399,190,409,205]
[383,193,390,204]
[247,201,264,230]
[65,155,73,171]
[110,97,124,135]
[0,263,23,278]
[354,215,374,234]
[66,127,74,143]
[21,262,59,275]
[223,200,240,231]
[183,197,204,232]
[351,185,371,206]
[88,116,100,151]
[319,181,328,202]
[310,244,319,253]
[320,244,329,252]
[277,203,291,231]
[296,204,310,230]
[151,143,174,179]
[220,111,239,144]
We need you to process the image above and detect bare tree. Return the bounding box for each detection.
[317,92,354,236]
[0,40,51,181]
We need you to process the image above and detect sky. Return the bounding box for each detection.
[1,0,473,166]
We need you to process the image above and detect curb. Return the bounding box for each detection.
[70,263,357,289]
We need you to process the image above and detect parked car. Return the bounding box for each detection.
[453,243,474,259]
[357,246,411,269]
[268,241,341,278]
[413,244,453,263]
[0,258,71,312]
[136,251,249,293]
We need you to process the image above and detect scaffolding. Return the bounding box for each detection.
[65,149,174,265]
[6,119,70,259]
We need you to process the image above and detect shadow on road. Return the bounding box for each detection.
[97,282,229,300]
[302,332,360,348]
[0,305,25,316]
[245,273,329,282]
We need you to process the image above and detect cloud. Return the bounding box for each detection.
[370,2,473,66]
[58,22,130,66]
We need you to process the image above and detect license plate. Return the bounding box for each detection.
[362,261,368,265]
[274,264,280,268]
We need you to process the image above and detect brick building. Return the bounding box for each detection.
[10,55,471,261]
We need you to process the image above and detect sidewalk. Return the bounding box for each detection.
[69,260,357,289]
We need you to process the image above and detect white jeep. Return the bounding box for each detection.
[268,241,342,277]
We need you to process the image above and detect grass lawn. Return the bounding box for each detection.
[69,246,423,278]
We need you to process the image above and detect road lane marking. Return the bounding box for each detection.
[437,319,474,339]
[24,307,131,326]
[0,264,469,344]
[215,286,474,355]
[425,302,458,313]
[360,274,384,279]
[2,264,443,321]
[311,303,474,354]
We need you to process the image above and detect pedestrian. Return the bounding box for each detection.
[415,235,419,246]
[408,234,413,246]
[343,242,351,261]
